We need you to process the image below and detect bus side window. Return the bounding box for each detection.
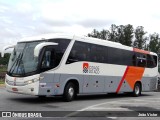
[41,49,57,72]
[147,54,157,68]
[132,54,136,66]
[66,50,79,64]
[90,44,107,63]
[66,41,90,64]
[136,53,146,67]
[41,51,51,69]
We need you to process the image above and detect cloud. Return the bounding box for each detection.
[78,19,115,28]
[42,18,72,27]
[0,0,160,52]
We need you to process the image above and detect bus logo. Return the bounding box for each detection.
[83,63,89,73]
[83,63,100,74]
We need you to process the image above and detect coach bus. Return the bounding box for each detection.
[2,33,158,101]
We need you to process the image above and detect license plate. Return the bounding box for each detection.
[12,88,18,91]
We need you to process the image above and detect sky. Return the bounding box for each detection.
[0,0,160,51]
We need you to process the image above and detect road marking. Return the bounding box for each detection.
[112,102,147,105]
[65,99,132,117]
[107,117,117,119]
[65,96,160,117]
[89,107,129,110]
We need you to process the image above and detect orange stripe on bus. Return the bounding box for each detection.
[116,66,129,93]
[125,66,145,90]
[133,48,150,54]
[116,66,145,93]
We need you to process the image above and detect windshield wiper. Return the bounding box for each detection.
[9,53,23,74]
[16,53,25,75]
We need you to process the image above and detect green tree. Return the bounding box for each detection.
[116,24,133,46]
[148,33,160,53]
[88,29,109,40]
[133,26,148,49]
[107,24,118,42]
[99,29,108,40]
[88,29,101,39]
[117,25,125,44]
[0,53,10,65]
[123,24,134,46]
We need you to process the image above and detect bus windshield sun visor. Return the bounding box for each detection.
[34,42,58,57]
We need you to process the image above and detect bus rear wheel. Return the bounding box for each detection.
[133,82,141,97]
[63,82,76,102]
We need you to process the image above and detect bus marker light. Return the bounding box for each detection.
[55,84,60,87]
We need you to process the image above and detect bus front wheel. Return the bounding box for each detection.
[63,82,76,102]
[133,82,141,97]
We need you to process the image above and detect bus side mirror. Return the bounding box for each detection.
[34,42,58,57]
[1,45,15,57]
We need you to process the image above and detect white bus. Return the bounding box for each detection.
[2,33,158,101]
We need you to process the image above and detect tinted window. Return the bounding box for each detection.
[66,41,108,64]
[123,50,134,66]
[90,44,107,63]
[136,53,147,67]
[108,47,134,66]
[48,39,70,54]
[48,39,70,66]
[108,48,124,65]
[66,41,91,64]
[66,41,157,68]
[40,39,70,72]
[147,54,157,68]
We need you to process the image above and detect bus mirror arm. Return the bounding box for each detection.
[1,45,15,57]
[34,42,58,57]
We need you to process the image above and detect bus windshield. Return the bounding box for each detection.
[7,41,43,76]
[7,39,71,77]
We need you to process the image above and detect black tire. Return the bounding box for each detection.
[63,82,76,102]
[133,83,141,97]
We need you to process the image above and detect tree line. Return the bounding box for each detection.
[88,24,160,54]
[0,53,10,65]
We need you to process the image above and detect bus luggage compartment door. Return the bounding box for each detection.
[83,75,105,93]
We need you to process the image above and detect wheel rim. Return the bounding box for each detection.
[68,87,74,97]
[135,85,140,95]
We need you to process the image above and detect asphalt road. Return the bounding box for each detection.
[0,86,160,120]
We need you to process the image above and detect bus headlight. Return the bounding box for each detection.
[24,77,43,85]
[24,78,39,85]
[28,80,34,84]
[25,79,34,84]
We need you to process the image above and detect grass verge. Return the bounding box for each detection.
[0,79,5,84]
